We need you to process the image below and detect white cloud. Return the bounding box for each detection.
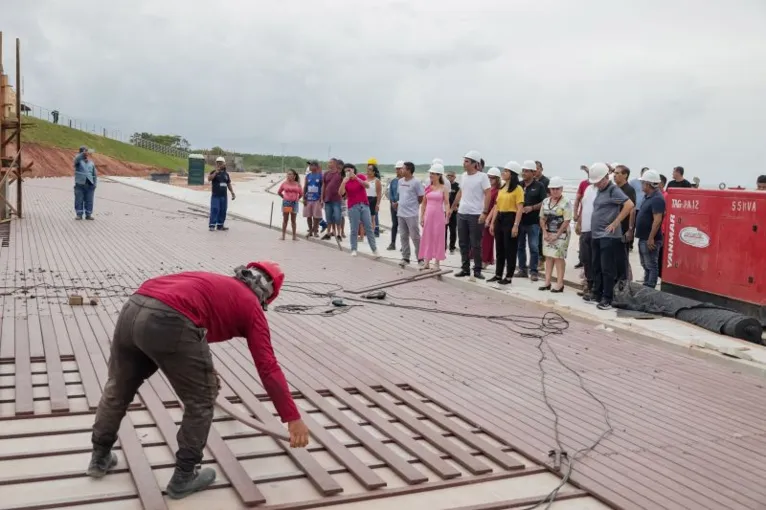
[4,0,766,186]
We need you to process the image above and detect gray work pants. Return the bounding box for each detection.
[398,215,421,262]
[91,294,219,472]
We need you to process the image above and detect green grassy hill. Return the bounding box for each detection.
[21,116,188,171]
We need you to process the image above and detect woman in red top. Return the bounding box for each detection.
[277,169,303,241]
[339,163,379,257]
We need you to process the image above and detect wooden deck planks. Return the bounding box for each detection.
[13,317,33,415]
[4,179,766,509]
[39,315,69,412]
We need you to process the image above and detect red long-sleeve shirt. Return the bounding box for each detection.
[135,272,300,423]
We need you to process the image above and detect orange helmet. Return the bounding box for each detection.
[247,261,284,304]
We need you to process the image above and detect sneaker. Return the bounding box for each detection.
[530,273,539,282]
[86,448,118,478]
[399,259,409,267]
[487,276,501,283]
[474,273,485,280]
[449,248,456,254]
[386,244,396,251]
[454,270,470,277]
[209,226,216,231]
[85,215,94,220]
[596,301,612,311]
[351,250,358,257]
[216,226,228,231]
[75,216,83,220]
[498,278,512,285]
[371,250,380,258]
[583,294,599,303]
[417,259,425,268]
[166,466,217,500]
[514,269,528,278]
[574,262,583,269]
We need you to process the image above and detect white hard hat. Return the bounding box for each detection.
[395,160,405,169]
[589,163,610,183]
[215,156,226,163]
[464,150,482,162]
[432,158,444,165]
[504,161,522,173]
[487,167,502,178]
[428,163,445,175]
[639,169,662,184]
[521,160,537,171]
[548,176,565,189]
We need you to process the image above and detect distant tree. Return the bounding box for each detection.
[207,146,226,155]
[130,132,190,151]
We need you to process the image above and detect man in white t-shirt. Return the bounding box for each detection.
[451,150,491,279]
[575,183,597,298]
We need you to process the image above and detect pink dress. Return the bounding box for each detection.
[418,188,447,261]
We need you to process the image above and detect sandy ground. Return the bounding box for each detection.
[23,143,161,178]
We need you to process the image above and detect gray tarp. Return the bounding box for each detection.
[612,281,763,345]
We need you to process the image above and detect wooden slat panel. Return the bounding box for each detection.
[211,347,344,496]
[13,318,33,415]
[39,315,69,412]
[62,315,102,409]
[443,489,588,510]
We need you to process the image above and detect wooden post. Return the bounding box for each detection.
[15,38,21,218]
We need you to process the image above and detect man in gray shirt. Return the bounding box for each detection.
[397,162,425,267]
[587,162,634,310]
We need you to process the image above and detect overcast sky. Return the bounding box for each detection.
[4,0,766,185]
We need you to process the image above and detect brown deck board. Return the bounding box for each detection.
[13,318,33,415]
[39,315,69,412]
[3,179,766,509]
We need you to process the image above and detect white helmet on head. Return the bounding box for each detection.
[640,169,662,184]
[464,150,482,162]
[589,163,610,184]
[504,161,522,174]
[395,160,405,169]
[548,176,565,189]
[215,156,226,163]
[521,160,537,171]
[429,163,445,175]
[487,167,502,178]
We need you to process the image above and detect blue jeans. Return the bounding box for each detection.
[209,195,228,228]
[74,182,95,217]
[324,201,341,225]
[638,239,662,288]
[517,224,540,274]
[348,203,377,252]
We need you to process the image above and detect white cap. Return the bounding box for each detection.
[640,169,662,184]
[215,156,226,163]
[521,160,537,171]
[432,158,444,165]
[589,163,610,183]
[428,163,445,175]
[464,150,482,162]
[548,176,565,189]
[395,160,405,169]
[487,167,502,178]
[504,161,522,173]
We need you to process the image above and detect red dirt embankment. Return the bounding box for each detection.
[23,143,159,178]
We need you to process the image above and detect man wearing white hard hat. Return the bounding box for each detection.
[634,169,665,288]
[385,161,405,251]
[586,163,634,310]
[515,160,547,282]
[451,150,491,280]
[208,156,236,231]
[575,174,598,298]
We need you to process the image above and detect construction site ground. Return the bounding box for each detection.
[1,178,765,510]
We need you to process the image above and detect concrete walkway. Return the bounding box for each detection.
[109,174,766,373]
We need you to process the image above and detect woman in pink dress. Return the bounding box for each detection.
[418,163,450,270]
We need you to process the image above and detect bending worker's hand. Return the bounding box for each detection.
[288,419,310,448]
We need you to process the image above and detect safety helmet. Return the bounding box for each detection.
[246,261,284,304]
[464,150,482,163]
[367,158,378,165]
[395,160,405,169]
[521,160,537,171]
[215,156,226,163]
[589,163,610,184]
[639,169,662,184]
[487,167,502,178]
[429,163,445,175]
[504,161,522,174]
[548,176,565,189]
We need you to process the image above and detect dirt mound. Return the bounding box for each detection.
[23,143,160,178]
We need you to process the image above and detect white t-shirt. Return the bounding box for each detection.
[366,178,378,197]
[457,171,491,215]
[580,184,597,233]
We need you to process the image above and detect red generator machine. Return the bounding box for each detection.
[661,188,766,325]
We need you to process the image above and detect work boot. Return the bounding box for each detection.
[86,447,118,478]
[166,465,217,500]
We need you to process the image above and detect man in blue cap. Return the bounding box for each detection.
[73,146,98,220]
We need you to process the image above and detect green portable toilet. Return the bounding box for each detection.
[188,154,206,185]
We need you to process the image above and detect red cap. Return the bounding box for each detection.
[247,261,284,304]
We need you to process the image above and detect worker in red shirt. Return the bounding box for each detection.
[86,262,309,500]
